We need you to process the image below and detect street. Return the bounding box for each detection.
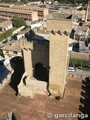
[68,69,90,77]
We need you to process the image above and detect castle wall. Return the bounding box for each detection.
[22,40,49,77]
[23,49,33,76]
[20,32,69,98]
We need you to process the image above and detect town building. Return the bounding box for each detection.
[0,20,12,32]
[11,5,49,20]
[79,38,89,53]
[0,7,38,21]
[0,3,49,21]
[44,0,53,4]
[0,3,14,8]
[1,40,22,59]
[74,26,89,40]
[46,12,72,34]
[27,1,41,6]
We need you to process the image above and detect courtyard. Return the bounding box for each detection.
[0,76,89,120]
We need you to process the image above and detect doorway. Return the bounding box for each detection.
[34,63,49,82]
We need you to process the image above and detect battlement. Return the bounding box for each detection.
[50,30,68,36]
[49,30,68,47]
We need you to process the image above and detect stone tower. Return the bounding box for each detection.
[49,31,68,98]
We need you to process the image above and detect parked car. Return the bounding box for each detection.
[68,67,74,72]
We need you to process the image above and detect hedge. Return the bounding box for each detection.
[0,29,13,41]
[69,58,90,69]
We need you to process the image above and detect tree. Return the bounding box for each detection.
[0,29,13,41]
[69,58,90,70]
[12,16,26,28]
[4,29,13,39]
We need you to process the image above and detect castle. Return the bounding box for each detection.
[18,30,69,98]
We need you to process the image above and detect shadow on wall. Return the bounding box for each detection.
[9,56,24,95]
[25,30,49,42]
[34,63,49,82]
[31,41,49,80]
[30,35,50,95]
[33,62,51,95]
[25,30,35,41]
[78,77,90,120]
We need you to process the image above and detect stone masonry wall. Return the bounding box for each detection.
[70,51,90,60]
[22,40,49,77]
[49,32,68,97]
[46,19,72,34]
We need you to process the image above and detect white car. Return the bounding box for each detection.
[68,67,74,72]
